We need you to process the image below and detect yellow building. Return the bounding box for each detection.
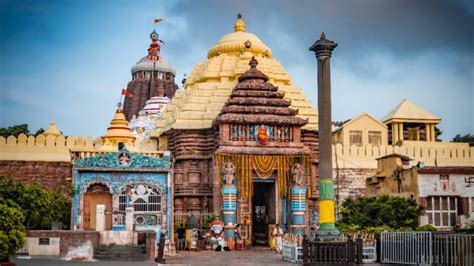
[332,113,388,147]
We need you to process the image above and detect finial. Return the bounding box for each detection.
[320,32,326,39]
[234,13,246,32]
[117,102,123,109]
[50,121,56,126]
[249,56,258,68]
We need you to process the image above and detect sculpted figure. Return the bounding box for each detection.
[291,163,305,188]
[222,161,236,187]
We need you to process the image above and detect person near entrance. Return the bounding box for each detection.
[177,223,185,251]
[272,224,283,253]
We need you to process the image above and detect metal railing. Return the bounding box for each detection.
[302,235,363,265]
[381,231,474,266]
[432,233,474,266]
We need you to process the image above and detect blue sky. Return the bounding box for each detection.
[0,0,472,140]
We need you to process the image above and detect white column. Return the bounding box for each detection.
[96,204,106,231]
[126,207,134,231]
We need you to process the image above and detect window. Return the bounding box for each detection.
[39,238,50,245]
[349,130,363,146]
[408,128,419,141]
[426,196,457,228]
[368,131,382,146]
[119,184,162,213]
[471,197,474,213]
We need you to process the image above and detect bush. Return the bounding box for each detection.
[0,177,71,230]
[416,224,437,232]
[0,198,26,262]
[337,195,421,231]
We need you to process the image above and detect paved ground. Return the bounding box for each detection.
[13,257,155,266]
[165,246,292,265]
[12,247,292,265]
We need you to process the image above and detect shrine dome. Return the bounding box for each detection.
[131,56,176,75]
[207,14,272,58]
[152,14,318,137]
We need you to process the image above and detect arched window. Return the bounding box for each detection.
[118,184,162,212]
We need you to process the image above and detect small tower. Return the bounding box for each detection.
[102,105,136,149]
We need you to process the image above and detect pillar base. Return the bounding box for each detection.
[316,223,340,240]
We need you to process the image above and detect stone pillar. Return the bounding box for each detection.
[431,124,436,142]
[96,204,105,231]
[398,122,404,141]
[425,124,431,141]
[309,32,340,238]
[125,207,134,231]
[290,187,307,235]
[392,123,399,143]
[222,186,237,249]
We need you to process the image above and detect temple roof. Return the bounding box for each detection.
[215,57,307,126]
[102,107,136,149]
[151,15,318,137]
[382,99,441,124]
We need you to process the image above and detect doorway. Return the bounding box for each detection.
[83,184,112,230]
[252,180,276,245]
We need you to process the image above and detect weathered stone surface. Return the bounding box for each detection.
[0,161,71,189]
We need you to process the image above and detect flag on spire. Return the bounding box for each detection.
[154,18,163,24]
[121,89,133,98]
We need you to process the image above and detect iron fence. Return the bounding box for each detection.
[302,235,363,265]
[381,231,474,266]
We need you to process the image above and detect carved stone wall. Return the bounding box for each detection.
[167,129,216,213]
[124,73,178,121]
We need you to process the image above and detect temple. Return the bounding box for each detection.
[0,13,473,261]
[152,15,320,245]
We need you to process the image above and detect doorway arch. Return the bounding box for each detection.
[83,183,112,230]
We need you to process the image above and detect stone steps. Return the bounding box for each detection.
[94,244,147,261]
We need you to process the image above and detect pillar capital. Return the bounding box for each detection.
[309,32,338,58]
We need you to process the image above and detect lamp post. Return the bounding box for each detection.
[309,32,340,239]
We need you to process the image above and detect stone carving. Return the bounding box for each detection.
[257,124,269,145]
[291,163,305,188]
[222,161,236,187]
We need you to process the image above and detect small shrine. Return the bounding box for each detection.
[72,146,171,236]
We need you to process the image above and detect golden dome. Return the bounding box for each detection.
[43,121,62,137]
[207,14,272,58]
[102,107,136,149]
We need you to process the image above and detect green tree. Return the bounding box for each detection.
[0,124,45,138]
[337,196,421,232]
[452,133,474,143]
[0,177,71,230]
[0,198,26,262]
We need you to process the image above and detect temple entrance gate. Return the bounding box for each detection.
[252,180,276,245]
[83,184,112,230]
